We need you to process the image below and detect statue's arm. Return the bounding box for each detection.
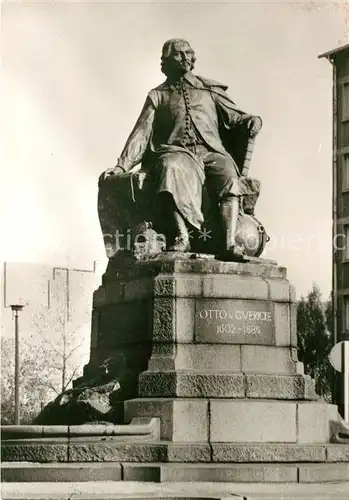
[213,88,262,137]
[116,94,156,172]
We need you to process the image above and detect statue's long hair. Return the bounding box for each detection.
[161,38,196,76]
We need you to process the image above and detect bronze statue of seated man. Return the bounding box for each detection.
[98,38,268,262]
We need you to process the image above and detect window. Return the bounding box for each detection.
[342,83,349,122]
[343,296,349,331]
[343,155,349,191]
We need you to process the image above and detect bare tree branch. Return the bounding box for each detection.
[62,365,81,392]
[64,341,84,363]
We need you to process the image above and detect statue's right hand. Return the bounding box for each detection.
[98,166,124,186]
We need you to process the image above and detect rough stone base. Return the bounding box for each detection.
[138,372,317,399]
[2,440,349,464]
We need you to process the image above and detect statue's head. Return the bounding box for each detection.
[161,39,196,77]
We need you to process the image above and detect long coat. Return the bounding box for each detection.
[116,72,257,172]
[99,74,261,257]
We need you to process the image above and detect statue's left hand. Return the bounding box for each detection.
[246,116,262,138]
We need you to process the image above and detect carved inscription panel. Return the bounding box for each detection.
[195,299,275,344]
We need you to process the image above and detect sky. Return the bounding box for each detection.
[1,0,349,298]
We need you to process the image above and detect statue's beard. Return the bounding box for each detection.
[165,59,193,79]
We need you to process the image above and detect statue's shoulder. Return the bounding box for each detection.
[195,75,228,91]
[150,77,229,91]
[152,81,170,92]
[195,75,237,105]
[147,82,169,107]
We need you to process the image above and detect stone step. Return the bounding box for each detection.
[122,462,349,483]
[2,440,349,464]
[2,461,349,483]
[1,462,122,483]
[3,480,349,500]
[0,418,160,440]
[138,371,317,399]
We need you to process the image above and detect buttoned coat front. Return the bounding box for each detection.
[117,73,253,172]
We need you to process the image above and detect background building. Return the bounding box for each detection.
[1,261,100,344]
[319,44,349,346]
[319,44,349,412]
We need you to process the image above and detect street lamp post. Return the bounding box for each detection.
[10,304,24,425]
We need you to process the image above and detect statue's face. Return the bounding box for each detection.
[169,40,194,74]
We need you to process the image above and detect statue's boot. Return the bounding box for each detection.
[157,192,190,252]
[167,211,191,252]
[219,196,245,260]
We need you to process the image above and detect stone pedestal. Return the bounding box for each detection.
[86,257,338,446]
[3,256,349,485]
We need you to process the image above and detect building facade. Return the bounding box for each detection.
[1,261,100,340]
[320,44,349,347]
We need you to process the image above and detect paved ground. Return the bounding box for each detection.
[2,481,349,500]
